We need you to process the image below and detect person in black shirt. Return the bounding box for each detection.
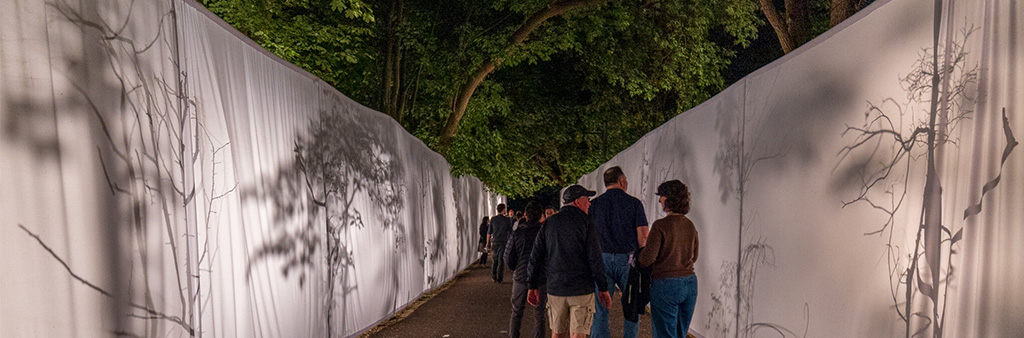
[589,166,649,338]
[505,201,547,338]
[478,216,490,265]
[488,203,514,283]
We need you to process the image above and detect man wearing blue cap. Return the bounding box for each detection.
[527,185,612,338]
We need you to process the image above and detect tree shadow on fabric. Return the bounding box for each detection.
[706,66,862,337]
[10,1,216,337]
[834,26,1017,338]
[242,92,405,337]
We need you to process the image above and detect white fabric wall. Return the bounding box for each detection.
[578,0,1023,337]
[1,0,501,337]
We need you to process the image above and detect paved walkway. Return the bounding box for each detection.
[365,263,654,338]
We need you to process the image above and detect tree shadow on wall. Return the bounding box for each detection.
[242,94,405,337]
[420,170,450,287]
[706,68,851,337]
[451,177,483,270]
[836,26,1016,338]
[11,1,231,337]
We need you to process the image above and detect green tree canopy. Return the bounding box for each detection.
[202,0,766,197]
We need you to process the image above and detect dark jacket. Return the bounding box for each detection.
[489,215,514,244]
[478,221,489,244]
[528,205,608,296]
[623,248,653,322]
[505,220,543,283]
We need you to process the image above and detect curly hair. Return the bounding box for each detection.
[663,184,690,215]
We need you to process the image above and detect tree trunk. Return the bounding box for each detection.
[785,0,811,47]
[436,0,610,151]
[396,62,411,124]
[383,17,394,116]
[758,0,795,53]
[760,0,856,54]
[830,0,858,27]
[382,0,403,120]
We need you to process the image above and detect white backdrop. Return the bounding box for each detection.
[1,0,502,337]
[578,0,1023,337]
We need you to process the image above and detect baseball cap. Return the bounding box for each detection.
[562,184,596,203]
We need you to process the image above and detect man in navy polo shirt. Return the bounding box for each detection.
[589,166,649,338]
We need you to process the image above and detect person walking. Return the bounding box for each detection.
[527,185,612,338]
[505,201,547,338]
[489,203,514,283]
[478,216,491,266]
[635,180,699,338]
[543,206,557,221]
[589,166,649,338]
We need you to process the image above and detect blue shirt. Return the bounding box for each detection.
[590,188,648,253]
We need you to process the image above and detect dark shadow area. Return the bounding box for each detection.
[708,68,855,337]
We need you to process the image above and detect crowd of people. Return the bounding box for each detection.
[476,166,699,338]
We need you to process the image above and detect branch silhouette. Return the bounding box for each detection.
[18,224,194,335]
[836,26,980,337]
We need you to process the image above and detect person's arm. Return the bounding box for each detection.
[526,228,546,307]
[586,218,612,308]
[692,223,699,264]
[635,200,650,247]
[636,223,663,267]
[491,218,499,246]
[527,225,547,290]
[637,226,650,248]
[505,232,518,271]
[586,219,609,292]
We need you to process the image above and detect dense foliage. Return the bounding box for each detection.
[200,0,781,197]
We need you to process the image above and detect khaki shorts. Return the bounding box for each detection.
[546,293,596,334]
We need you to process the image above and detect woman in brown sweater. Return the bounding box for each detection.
[635,180,698,338]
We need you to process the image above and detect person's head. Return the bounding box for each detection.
[540,204,557,223]
[656,180,690,214]
[525,201,544,223]
[507,209,515,217]
[544,207,557,218]
[497,203,506,215]
[481,216,489,225]
[603,166,628,190]
[562,184,596,214]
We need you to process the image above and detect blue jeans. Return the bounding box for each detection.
[592,253,638,338]
[650,275,698,338]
